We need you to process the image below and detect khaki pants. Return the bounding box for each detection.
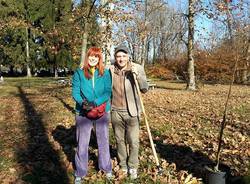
[111,110,139,169]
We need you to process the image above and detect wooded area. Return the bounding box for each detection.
[0,0,249,88]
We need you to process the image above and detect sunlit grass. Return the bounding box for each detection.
[153,80,186,90]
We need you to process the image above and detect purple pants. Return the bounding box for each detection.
[74,113,112,177]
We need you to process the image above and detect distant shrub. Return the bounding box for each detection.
[146,50,249,84]
[146,65,175,80]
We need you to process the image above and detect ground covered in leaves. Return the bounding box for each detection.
[0,78,249,184]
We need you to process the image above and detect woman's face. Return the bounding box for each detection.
[88,55,99,67]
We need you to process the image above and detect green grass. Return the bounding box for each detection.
[0,77,62,97]
[4,77,55,85]
[153,80,186,90]
[2,77,72,87]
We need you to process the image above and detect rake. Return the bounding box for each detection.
[133,73,163,175]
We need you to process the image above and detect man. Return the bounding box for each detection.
[109,45,148,179]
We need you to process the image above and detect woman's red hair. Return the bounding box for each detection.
[83,47,104,79]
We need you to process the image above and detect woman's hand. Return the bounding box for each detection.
[82,101,96,111]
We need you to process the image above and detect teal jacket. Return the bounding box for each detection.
[72,68,112,114]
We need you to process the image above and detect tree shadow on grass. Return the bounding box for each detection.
[16,86,69,184]
[154,139,234,183]
[52,124,102,171]
[54,95,75,114]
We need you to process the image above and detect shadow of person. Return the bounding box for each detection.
[154,139,232,183]
[52,125,77,163]
[52,124,99,171]
[109,144,117,160]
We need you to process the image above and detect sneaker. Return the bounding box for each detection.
[106,172,113,180]
[129,168,137,179]
[74,176,82,184]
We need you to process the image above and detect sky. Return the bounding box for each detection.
[72,0,214,57]
[73,0,249,50]
[167,0,213,45]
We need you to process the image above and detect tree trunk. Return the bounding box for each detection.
[242,39,250,83]
[159,33,165,61]
[153,37,156,64]
[9,65,14,76]
[26,27,32,77]
[54,67,58,78]
[146,38,150,64]
[80,27,88,68]
[79,0,97,68]
[187,0,196,90]
[141,36,147,67]
[138,44,143,65]
[54,54,58,78]
[101,0,113,65]
[224,0,233,40]
[141,0,147,66]
[132,44,136,62]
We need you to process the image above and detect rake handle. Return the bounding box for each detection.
[133,73,160,167]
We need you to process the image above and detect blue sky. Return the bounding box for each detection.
[74,0,249,48]
[167,0,213,44]
[73,0,212,34]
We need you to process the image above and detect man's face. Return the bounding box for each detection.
[115,51,129,69]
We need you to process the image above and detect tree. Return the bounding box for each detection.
[0,0,31,76]
[201,0,250,83]
[100,0,114,65]
[0,0,74,77]
[23,0,32,77]
[36,0,72,77]
[113,0,186,65]
[186,0,196,90]
[78,0,97,67]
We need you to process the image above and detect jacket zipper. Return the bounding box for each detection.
[92,71,95,102]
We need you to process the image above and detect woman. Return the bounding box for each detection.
[72,47,112,183]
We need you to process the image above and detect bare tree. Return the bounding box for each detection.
[113,0,185,65]
[187,0,196,90]
[100,0,114,65]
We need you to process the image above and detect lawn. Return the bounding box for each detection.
[0,77,249,184]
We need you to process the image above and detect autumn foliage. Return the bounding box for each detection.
[147,42,249,84]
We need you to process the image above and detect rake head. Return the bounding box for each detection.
[157,165,163,175]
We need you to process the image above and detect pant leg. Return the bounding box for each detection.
[95,113,112,173]
[74,115,93,177]
[111,110,128,169]
[126,115,139,169]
